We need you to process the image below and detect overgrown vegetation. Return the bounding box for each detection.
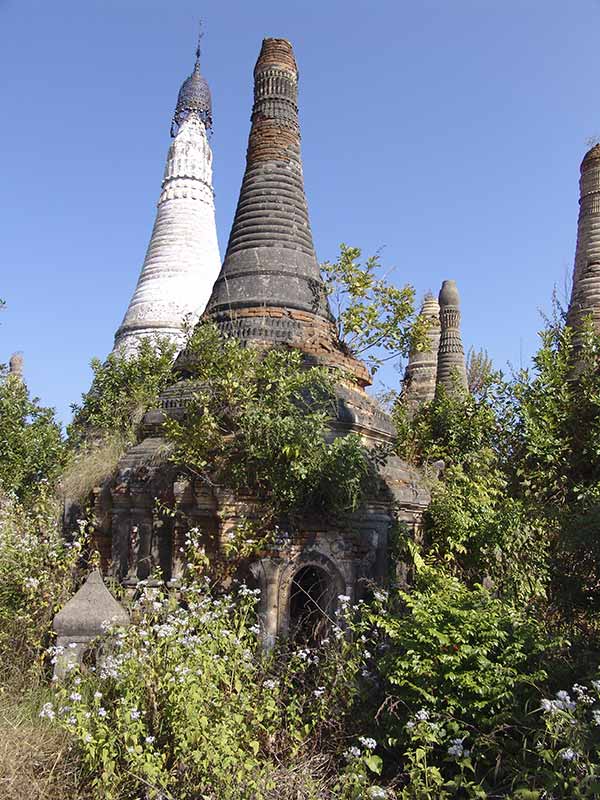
[4,247,600,797]
[321,244,427,373]
[165,323,375,519]
[0,366,67,503]
[69,336,176,446]
[62,337,176,502]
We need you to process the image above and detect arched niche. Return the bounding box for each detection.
[278,553,346,643]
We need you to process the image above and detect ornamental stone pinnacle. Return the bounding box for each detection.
[567,144,600,337]
[435,280,468,395]
[198,38,368,384]
[402,294,441,409]
[112,45,220,356]
[8,352,24,380]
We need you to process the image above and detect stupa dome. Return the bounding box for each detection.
[439,279,461,307]
[172,43,212,135]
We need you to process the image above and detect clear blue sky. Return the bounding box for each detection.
[2,0,598,424]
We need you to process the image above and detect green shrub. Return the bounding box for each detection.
[0,368,66,502]
[69,336,176,446]
[370,567,550,728]
[165,324,375,518]
[0,487,82,678]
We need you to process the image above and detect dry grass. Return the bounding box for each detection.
[263,752,337,799]
[0,685,85,800]
[60,436,127,504]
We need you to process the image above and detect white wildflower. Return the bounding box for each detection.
[561,747,578,761]
[359,736,377,750]
[555,690,576,712]
[39,702,55,720]
[573,684,594,705]
[448,738,467,758]
[343,746,361,761]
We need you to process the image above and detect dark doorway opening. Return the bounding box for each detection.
[289,565,332,644]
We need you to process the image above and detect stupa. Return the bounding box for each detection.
[567,144,600,338]
[435,280,468,395]
[94,39,429,644]
[112,35,221,355]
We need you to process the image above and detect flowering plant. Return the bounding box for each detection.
[42,566,376,800]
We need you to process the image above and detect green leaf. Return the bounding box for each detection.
[364,754,383,775]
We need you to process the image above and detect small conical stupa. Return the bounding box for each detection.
[401,293,441,408]
[435,280,468,395]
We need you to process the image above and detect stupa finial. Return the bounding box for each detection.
[195,20,203,70]
[171,24,212,137]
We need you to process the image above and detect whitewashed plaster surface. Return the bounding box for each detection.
[113,113,221,355]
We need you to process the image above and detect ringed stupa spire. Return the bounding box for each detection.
[198,38,368,383]
[435,280,468,395]
[402,293,441,408]
[567,144,600,336]
[112,31,220,355]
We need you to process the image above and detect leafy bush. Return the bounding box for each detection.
[395,383,549,601]
[370,568,550,728]
[165,324,375,518]
[0,368,66,502]
[0,487,83,679]
[320,244,425,373]
[69,336,176,446]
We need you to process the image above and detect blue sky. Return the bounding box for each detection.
[2,0,599,424]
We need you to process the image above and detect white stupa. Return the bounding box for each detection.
[112,37,221,355]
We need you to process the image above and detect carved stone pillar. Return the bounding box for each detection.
[130,488,154,582]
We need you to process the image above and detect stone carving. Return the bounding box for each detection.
[402,293,440,409]
[52,570,129,678]
[435,279,468,395]
[112,46,221,356]
[567,144,600,341]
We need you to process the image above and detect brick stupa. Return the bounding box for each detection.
[567,144,600,339]
[94,39,428,645]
